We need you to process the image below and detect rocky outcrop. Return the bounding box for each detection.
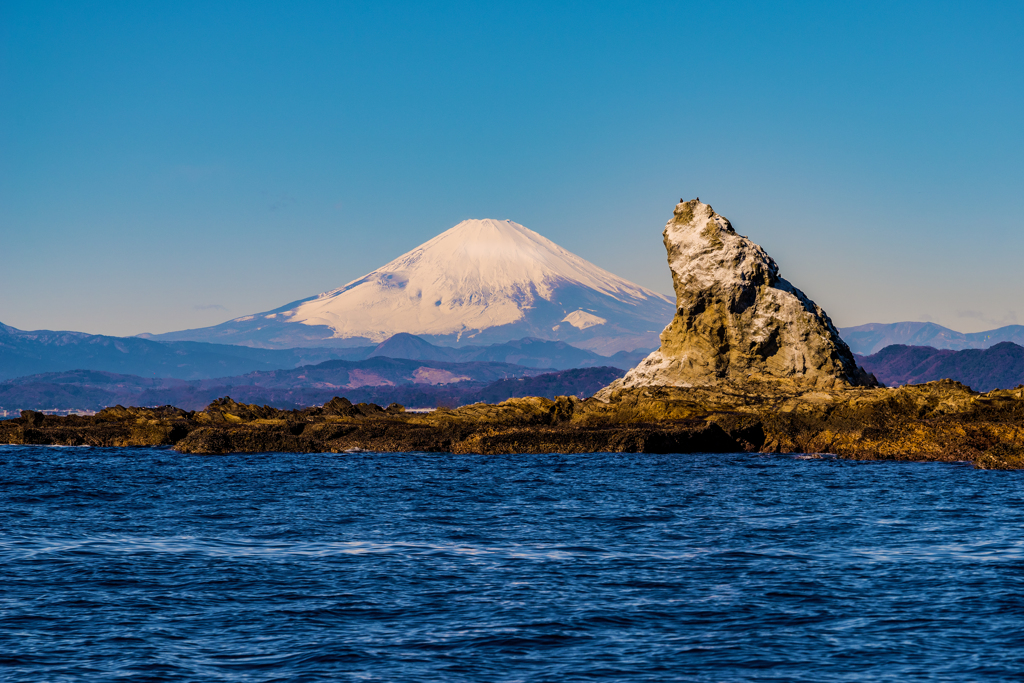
[3,385,1024,468]
[599,199,875,398]
[7,200,1024,468]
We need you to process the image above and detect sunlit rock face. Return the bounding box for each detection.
[599,199,876,397]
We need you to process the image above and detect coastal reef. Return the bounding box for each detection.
[3,198,1022,468]
[2,383,1023,468]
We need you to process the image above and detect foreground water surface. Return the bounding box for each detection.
[1,446,1022,681]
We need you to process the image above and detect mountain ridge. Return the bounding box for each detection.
[856,342,1024,392]
[840,322,1024,355]
[0,321,350,381]
[0,321,647,381]
[147,218,675,353]
[0,359,627,411]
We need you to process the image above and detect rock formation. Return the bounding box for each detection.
[599,199,875,397]
[5,382,1024,468]
[10,198,1024,468]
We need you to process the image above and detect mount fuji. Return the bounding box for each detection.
[150,219,675,354]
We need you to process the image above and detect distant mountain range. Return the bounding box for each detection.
[841,322,1024,355]
[360,333,648,369]
[0,321,351,382]
[9,313,1024,410]
[0,359,626,411]
[856,342,1024,392]
[144,218,674,354]
[0,321,650,382]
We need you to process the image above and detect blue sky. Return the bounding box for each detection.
[2,0,1022,336]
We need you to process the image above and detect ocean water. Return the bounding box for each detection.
[1,446,1022,682]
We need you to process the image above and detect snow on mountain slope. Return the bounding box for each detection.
[291,219,667,340]
[152,219,675,353]
[561,310,608,330]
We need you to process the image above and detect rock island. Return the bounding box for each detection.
[4,200,1023,468]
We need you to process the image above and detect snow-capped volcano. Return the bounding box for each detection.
[292,219,669,342]
[152,219,674,353]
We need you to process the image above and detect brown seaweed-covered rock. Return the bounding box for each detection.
[582,381,1024,468]
[450,421,742,455]
[322,396,354,416]
[0,405,192,447]
[757,381,1024,468]
[197,397,281,423]
[1,385,1022,469]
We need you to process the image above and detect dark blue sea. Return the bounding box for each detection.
[2,446,1022,681]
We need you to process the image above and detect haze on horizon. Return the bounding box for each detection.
[2,1,1022,338]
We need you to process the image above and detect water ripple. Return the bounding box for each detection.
[1,448,1023,681]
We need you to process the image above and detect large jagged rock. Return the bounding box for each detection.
[599,199,875,397]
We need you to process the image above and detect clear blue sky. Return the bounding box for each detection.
[2,0,1022,337]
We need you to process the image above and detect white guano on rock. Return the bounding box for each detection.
[597,199,876,398]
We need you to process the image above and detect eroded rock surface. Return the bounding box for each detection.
[3,384,1023,468]
[599,199,875,398]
